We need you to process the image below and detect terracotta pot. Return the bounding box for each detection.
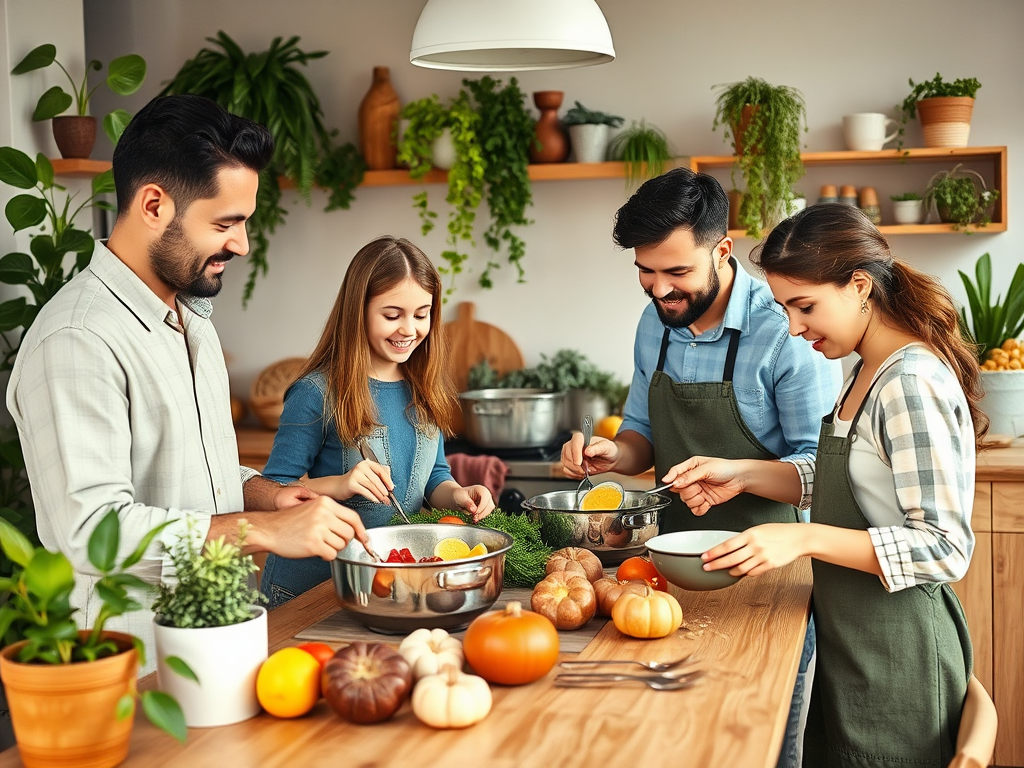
[51,116,97,159]
[530,90,569,164]
[358,66,400,170]
[0,631,138,768]
[916,96,974,148]
[731,104,759,156]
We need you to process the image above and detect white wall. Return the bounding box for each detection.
[77,0,1024,411]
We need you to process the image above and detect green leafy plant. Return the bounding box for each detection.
[561,101,624,127]
[11,43,146,146]
[712,77,806,238]
[896,73,981,150]
[890,191,923,201]
[0,147,115,571]
[160,32,366,305]
[0,510,192,741]
[958,252,1024,362]
[925,164,998,231]
[607,120,672,189]
[152,518,264,629]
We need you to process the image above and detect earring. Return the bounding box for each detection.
[860,299,869,315]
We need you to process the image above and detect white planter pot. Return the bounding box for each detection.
[568,123,609,164]
[153,606,268,728]
[979,370,1024,438]
[892,199,925,225]
[431,128,456,170]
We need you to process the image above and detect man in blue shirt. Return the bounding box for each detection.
[561,168,841,768]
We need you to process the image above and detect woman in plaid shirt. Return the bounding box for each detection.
[670,204,986,767]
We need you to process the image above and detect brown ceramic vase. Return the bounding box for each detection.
[358,66,401,170]
[530,90,569,163]
[51,116,97,159]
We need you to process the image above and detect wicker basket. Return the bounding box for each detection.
[249,357,307,429]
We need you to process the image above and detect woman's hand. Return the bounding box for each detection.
[272,483,319,510]
[663,456,748,516]
[701,524,806,577]
[451,485,495,522]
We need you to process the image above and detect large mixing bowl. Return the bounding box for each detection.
[521,490,670,565]
[458,388,566,448]
[331,524,512,634]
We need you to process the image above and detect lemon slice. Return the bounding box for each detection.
[580,483,624,511]
[467,543,488,557]
[434,537,472,561]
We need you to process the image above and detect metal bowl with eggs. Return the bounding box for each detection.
[330,524,512,634]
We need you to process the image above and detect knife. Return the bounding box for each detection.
[357,439,413,524]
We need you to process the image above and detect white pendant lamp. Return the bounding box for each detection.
[410,0,615,72]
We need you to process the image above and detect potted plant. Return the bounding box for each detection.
[160,31,366,306]
[898,73,982,149]
[10,43,146,159]
[890,192,925,225]
[561,101,624,164]
[712,76,807,239]
[925,164,998,231]
[0,511,189,766]
[958,252,1024,437]
[607,119,672,190]
[151,517,268,728]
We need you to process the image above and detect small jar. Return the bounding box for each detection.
[839,185,858,206]
[858,187,882,225]
[818,184,838,204]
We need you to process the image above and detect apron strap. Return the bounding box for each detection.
[723,328,740,383]
[656,327,671,372]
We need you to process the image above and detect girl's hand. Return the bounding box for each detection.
[272,483,319,510]
[701,524,805,577]
[452,485,495,522]
[663,456,747,516]
[339,460,394,504]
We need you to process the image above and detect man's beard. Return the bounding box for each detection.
[149,217,232,298]
[646,259,721,329]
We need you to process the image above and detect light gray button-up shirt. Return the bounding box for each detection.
[7,241,252,654]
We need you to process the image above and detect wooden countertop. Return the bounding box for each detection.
[3,559,812,768]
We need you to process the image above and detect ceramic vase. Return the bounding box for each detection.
[358,66,401,170]
[568,123,609,163]
[51,116,96,159]
[530,91,569,163]
[891,199,924,225]
[153,606,268,727]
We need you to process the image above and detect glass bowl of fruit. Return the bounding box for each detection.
[330,524,513,634]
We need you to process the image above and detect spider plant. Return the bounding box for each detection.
[607,120,672,190]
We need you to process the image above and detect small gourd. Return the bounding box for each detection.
[611,584,683,639]
[398,627,464,680]
[545,546,604,583]
[411,665,492,729]
[531,571,597,630]
[592,576,648,617]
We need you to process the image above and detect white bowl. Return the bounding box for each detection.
[645,530,743,591]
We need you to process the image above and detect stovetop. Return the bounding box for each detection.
[444,431,571,463]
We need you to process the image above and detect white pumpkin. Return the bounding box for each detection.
[398,627,464,680]
[411,665,492,729]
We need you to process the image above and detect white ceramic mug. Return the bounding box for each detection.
[842,113,899,151]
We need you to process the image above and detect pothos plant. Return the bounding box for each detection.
[397,76,534,296]
[160,32,366,305]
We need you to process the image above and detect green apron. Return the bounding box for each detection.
[804,363,972,767]
[649,327,800,533]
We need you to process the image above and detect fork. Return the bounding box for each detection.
[559,653,695,673]
[357,439,412,524]
[555,670,704,691]
[575,415,595,509]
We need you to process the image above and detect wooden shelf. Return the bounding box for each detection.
[49,158,112,177]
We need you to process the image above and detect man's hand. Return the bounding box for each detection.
[560,433,619,479]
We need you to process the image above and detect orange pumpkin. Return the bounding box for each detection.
[546,547,604,583]
[531,571,597,630]
[611,584,684,639]
[463,602,559,685]
[615,556,668,591]
[592,577,648,617]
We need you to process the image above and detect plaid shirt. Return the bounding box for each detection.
[833,345,976,592]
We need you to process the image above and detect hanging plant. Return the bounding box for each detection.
[160,32,366,306]
[607,120,672,190]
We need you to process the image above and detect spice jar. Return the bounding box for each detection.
[839,185,858,206]
[858,187,881,225]
[819,184,838,204]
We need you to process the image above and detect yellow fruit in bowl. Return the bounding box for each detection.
[468,543,488,557]
[434,538,471,561]
[595,415,623,440]
[983,339,1023,370]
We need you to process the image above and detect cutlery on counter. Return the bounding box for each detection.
[554,669,705,691]
[357,439,412,524]
[559,653,695,673]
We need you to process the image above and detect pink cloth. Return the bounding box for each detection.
[446,453,509,502]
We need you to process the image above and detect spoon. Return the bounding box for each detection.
[554,669,705,691]
[560,652,695,672]
[575,415,595,509]
[361,539,384,564]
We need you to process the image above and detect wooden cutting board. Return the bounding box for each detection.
[443,302,524,434]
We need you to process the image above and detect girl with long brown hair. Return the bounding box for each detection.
[259,236,494,607]
[664,204,983,766]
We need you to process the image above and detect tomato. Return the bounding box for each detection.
[616,556,668,591]
[256,647,321,718]
[371,569,395,598]
[297,642,335,670]
[437,515,467,525]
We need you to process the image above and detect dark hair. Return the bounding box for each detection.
[751,203,988,443]
[612,167,729,249]
[112,94,275,215]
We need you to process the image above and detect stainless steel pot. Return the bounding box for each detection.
[459,388,565,448]
[331,524,512,634]
[521,490,670,565]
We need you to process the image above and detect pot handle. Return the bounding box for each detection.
[620,511,654,530]
[435,566,493,591]
[472,402,514,416]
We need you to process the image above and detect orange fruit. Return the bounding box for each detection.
[616,556,668,591]
[296,642,335,670]
[467,542,488,557]
[257,647,321,718]
[437,515,467,525]
[595,415,623,440]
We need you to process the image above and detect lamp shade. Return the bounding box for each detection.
[410,0,615,71]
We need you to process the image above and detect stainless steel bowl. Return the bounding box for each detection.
[331,524,512,634]
[458,388,566,448]
[521,490,670,565]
